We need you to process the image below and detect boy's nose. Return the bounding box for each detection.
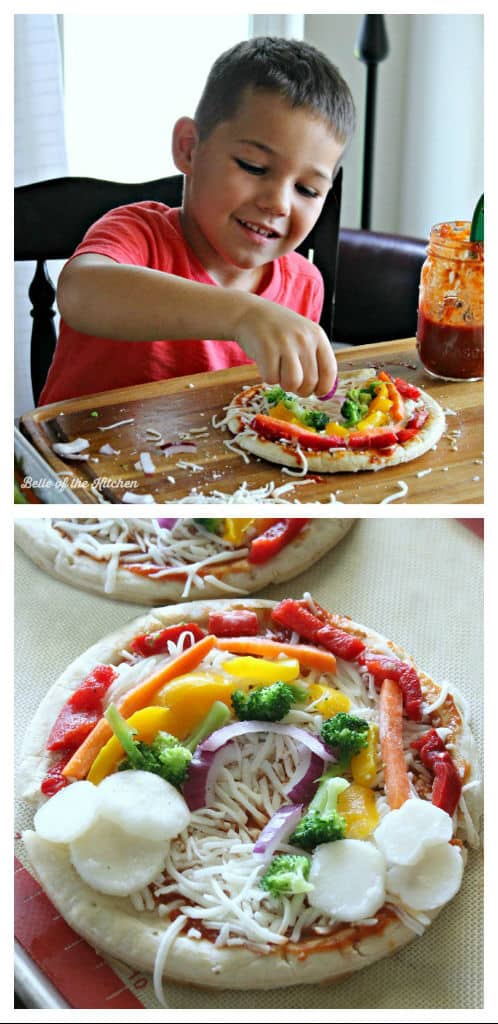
[255,181,291,219]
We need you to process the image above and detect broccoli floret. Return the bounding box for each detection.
[119,732,193,787]
[231,682,307,722]
[340,382,380,426]
[265,385,290,407]
[289,776,349,850]
[300,407,330,432]
[321,712,369,774]
[193,518,222,534]
[105,700,230,787]
[260,854,313,896]
[265,386,330,432]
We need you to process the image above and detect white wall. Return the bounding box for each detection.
[399,15,484,237]
[306,13,483,239]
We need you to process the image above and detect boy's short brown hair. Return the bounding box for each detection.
[195,36,355,145]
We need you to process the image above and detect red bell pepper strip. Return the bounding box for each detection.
[358,653,423,721]
[248,518,309,564]
[394,377,421,400]
[208,609,260,637]
[411,729,462,815]
[130,622,206,656]
[46,705,102,752]
[271,599,365,660]
[41,751,73,796]
[251,414,399,453]
[395,427,417,444]
[347,429,398,450]
[250,414,347,450]
[404,408,429,431]
[68,664,118,712]
[46,664,118,751]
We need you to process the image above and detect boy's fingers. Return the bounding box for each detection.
[315,336,338,398]
[280,351,304,394]
[260,348,281,385]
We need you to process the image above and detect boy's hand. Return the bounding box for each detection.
[234,297,337,398]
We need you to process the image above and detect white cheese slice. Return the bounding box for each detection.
[308,839,386,921]
[70,818,167,896]
[374,798,453,865]
[97,770,191,841]
[34,780,99,843]
[386,842,464,910]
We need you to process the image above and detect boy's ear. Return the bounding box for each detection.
[172,117,199,175]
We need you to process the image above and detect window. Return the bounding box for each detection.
[62,14,250,180]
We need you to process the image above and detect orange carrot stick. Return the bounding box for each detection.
[62,633,216,779]
[379,677,411,809]
[378,372,405,422]
[214,636,336,674]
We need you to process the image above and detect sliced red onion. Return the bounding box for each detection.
[160,442,197,456]
[197,721,335,759]
[253,803,304,862]
[318,377,339,401]
[285,751,324,804]
[182,722,334,811]
[157,518,178,530]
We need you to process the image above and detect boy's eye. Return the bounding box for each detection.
[296,184,320,199]
[235,157,266,175]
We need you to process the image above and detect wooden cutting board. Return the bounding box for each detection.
[19,339,484,505]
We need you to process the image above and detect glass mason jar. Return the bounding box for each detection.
[416,221,484,381]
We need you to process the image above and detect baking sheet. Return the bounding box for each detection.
[18,340,484,505]
[14,518,484,1010]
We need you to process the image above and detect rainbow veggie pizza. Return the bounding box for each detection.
[19,597,481,1001]
[14,518,353,604]
[224,369,446,473]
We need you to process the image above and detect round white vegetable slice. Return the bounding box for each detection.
[386,841,464,910]
[374,798,453,865]
[97,770,191,840]
[34,781,99,844]
[308,839,386,921]
[70,818,167,895]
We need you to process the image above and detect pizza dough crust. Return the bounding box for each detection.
[18,598,479,992]
[14,519,355,604]
[225,372,446,474]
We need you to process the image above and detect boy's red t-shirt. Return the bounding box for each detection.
[39,202,324,405]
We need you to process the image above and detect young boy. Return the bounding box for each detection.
[39,37,355,406]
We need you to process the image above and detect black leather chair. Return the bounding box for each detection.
[15,170,426,404]
[333,228,427,345]
[14,171,342,404]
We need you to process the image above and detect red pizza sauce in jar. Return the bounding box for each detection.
[416,221,483,380]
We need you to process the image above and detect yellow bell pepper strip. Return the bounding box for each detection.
[368,394,392,414]
[337,782,379,838]
[269,400,303,426]
[377,371,405,422]
[351,723,379,787]
[62,633,216,780]
[354,409,390,431]
[222,656,300,684]
[213,635,337,674]
[325,421,349,437]
[223,518,254,545]
[154,671,240,740]
[307,683,351,717]
[87,705,172,784]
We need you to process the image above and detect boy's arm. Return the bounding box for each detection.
[57,254,336,398]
